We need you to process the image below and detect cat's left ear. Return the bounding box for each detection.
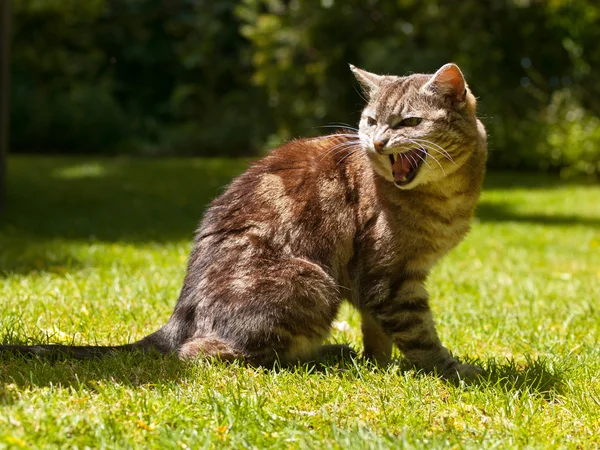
[349,64,385,97]
[424,63,467,102]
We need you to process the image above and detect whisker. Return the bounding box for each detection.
[406,152,418,170]
[412,138,452,160]
[414,141,452,162]
[399,153,406,171]
[336,149,359,167]
[410,141,455,170]
[318,140,362,164]
[412,138,458,167]
[410,147,433,172]
[327,140,362,155]
[327,133,361,140]
[408,140,445,175]
[352,84,368,104]
[318,124,359,132]
[425,151,446,175]
[329,140,363,167]
[328,145,361,162]
[325,139,360,152]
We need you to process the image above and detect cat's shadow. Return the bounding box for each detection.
[470,356,565,399]
[0,352,188,394]
[397,356,564,399]
[0,352,564,404]
[301,354,565,399]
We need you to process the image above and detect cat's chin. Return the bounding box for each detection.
[392,175,424,190]
[393,178,421,189]
[368,152,426,190]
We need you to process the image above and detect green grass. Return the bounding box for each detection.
[1,156,599,449]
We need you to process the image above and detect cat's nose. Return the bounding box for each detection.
[373,138,389,153]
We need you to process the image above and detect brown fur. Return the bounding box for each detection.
[1,64,487,379]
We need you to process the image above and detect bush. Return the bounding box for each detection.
[539,90,600,177]
[11,84,129,153]
[8,0,600,178]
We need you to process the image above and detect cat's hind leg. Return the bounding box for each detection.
[287,343,357,367]
[177,256,344,366]
[360,312,393,365]
[177,336,243,362]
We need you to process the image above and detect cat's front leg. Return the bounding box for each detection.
[366,281,481,380]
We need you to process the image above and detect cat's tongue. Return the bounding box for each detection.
[392,152,415,181]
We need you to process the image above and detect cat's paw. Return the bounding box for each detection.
[443,362,483,383]
[315,344,358,362]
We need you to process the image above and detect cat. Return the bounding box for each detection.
[1,63,487,380]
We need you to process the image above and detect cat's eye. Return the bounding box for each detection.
[393,117,423,128]
[366,116,377,126]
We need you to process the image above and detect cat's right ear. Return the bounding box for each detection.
[423,63,467,102]
[349,65,385,97]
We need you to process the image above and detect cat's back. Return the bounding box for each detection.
[193,134,361,273]
[210,133,359,216]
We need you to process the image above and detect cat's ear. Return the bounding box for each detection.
[424,63,467,102]
[349,64,385,97]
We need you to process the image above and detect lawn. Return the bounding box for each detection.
[1,156,599,449]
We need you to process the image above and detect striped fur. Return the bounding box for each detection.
[1,64,487,379]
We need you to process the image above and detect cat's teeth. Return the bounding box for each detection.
[395,153,400,162]
[399,176,407,182]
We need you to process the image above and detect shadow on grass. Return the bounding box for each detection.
[368,355,565,399]
[1,156,249,243]
[0,352,189,403]
[479,356,565,398]
[449,355,566,399]
[0,239,87,277]
[0,349,564,406]
[0,156,249,276]
[476,202,600,228]
[482,171,597,191]
[272,351,565,400]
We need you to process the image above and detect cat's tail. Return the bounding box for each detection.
[0,343,144,359]
[0,327,177,360]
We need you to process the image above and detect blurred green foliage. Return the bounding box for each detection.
[9,0,600,176]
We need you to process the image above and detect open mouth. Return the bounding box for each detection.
[388,148,427,186]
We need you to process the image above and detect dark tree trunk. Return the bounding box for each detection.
[0,0,10,210]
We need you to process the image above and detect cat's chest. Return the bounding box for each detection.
[364,194,476,269]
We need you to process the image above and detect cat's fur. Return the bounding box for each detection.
[1,63,487,379]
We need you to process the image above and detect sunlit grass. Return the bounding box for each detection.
[1,157,599,448]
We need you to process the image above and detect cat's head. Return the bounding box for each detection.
[351,63,480,189]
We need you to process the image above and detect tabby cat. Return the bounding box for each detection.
[1,63,487,379]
